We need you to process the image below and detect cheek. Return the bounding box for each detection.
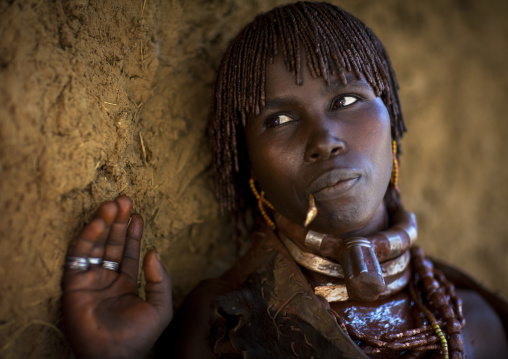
[371,122,393,164]
[247,128,299,182]
[250,144,294,192]
[247,140,304,218]
[372,117,394,186]
[248,137,281,185]
[379,137,394,185]
[356,104,393,183]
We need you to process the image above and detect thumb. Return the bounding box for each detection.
[143,249,173,326]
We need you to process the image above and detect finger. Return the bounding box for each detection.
[67,218,106,258]
[88,201,118,259]
[143,250,173,326]
[64,218,106,280]
[119,213,144,283]
[103,195,132,263]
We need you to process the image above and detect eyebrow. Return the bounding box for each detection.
[262,96,299,111]
[261,76,373,112]
[324,76,372,94]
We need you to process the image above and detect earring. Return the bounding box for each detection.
[391,140,399,191]
[249,178,276,229]
[304,193,318,227]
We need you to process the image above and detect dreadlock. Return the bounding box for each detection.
[209,1,407,233]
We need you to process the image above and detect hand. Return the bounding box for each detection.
[62,195,173,359]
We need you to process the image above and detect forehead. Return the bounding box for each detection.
[263,55,373,103]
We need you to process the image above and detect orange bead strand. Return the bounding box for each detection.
[391,140,400,191]
[249,178,276,229]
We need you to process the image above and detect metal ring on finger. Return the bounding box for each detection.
[65,256,89,271]
[88,257,103,265]
[102,260,119,271]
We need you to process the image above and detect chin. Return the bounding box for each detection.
[311,210,361,235]
[310,201,379,236]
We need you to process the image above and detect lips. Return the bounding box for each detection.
[309,168,361,200]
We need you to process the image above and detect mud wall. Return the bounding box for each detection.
[0,0,507,357]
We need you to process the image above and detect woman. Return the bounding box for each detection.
[63,2,508,358]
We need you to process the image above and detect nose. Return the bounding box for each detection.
[304,126,346,162]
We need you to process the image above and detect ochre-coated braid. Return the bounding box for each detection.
[433,269,466,327]
[381,323,440,341]
[330,308,349,336]
[433,269,466,359]
[331,298,442,355]
[346,323,439,350]
[411,247,465,359]
[409,283,449,359]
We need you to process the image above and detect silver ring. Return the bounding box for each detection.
[305,230,326,250]
[65,256,89,271]
[88,257,102,265]
[102,260,119,271]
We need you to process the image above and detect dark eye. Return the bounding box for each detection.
[331,96,358,110]
[265,114,293,128]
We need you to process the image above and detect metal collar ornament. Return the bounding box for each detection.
[279,233,410,280]
[277,205,418,301]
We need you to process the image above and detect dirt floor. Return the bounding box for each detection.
[0,0,507,357]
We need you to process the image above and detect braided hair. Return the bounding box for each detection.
[209,1,406,232]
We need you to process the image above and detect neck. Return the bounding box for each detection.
[324,201,388,246]
[273,206,387,261]
[274,201,417,301]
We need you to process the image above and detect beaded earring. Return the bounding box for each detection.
[391,140,400,191]
[249,178,276,229]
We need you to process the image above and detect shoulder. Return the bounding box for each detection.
[459,288,508,357]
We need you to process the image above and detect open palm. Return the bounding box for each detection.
[62,196,172,359]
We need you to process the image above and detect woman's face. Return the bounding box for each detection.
[245,56,393,236]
